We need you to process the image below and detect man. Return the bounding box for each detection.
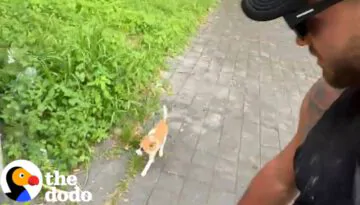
[237,0,360,204]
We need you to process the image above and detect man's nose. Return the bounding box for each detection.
[296,36,310,46]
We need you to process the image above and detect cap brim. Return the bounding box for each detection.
[241,0,306,21]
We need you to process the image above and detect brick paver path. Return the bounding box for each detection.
[121,0,321,204]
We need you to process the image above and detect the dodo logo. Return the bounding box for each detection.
[0,160,43,202]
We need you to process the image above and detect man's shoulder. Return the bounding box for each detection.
[305,78,344,111]
[299,77,344,135]
[306,77,344,112]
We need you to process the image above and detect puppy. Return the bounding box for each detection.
[136,105,169,177]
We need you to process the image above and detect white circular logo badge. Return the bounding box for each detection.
[0,160,43,202]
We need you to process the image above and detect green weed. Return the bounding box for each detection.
[105,153,145,205]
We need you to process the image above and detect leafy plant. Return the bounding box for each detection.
[0,0,217,174]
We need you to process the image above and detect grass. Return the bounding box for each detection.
[104,153,145,205]
[0,0,218,182]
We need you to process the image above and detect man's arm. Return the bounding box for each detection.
[237,78,343,205]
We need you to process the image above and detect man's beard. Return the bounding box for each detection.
[322,36,360,89]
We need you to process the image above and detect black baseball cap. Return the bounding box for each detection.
[241,0,343,37]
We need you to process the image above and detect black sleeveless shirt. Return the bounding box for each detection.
[294,87,360,205]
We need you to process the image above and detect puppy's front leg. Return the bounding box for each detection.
[141,153,155,177]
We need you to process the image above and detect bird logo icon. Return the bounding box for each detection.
[0,160,43,202]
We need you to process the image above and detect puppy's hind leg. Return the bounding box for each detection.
[159,134,168,157]
[141,153,156,177]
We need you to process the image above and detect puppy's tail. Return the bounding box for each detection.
[163,105,168,121]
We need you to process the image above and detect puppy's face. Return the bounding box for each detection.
[136,136,158,156]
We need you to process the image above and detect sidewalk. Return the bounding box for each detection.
[121,0,320,204]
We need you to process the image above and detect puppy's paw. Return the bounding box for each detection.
[159,151,164,157]
[141,171,147,177]
[135,149,143,156]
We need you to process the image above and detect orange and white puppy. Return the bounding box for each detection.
[136,105,169,177]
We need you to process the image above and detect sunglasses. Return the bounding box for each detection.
[283,0,343,38]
